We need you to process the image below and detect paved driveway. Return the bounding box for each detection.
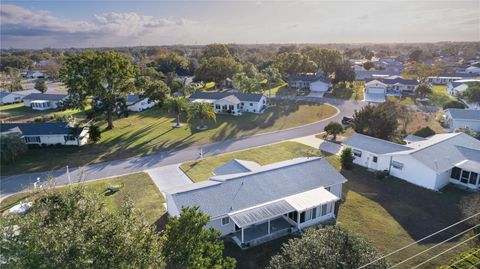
[146,164,192,194]
[0,97,366,198]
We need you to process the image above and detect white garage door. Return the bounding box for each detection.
[366,87,385,94]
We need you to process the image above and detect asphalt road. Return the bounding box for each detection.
[0,97,365,198]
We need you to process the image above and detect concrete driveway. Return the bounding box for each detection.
[146,164,192,194]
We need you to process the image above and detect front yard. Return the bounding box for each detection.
[0,172,165,225]
[2,100,336,175]
[324,81,365,100]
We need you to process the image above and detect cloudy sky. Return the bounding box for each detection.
[1,1,479,49]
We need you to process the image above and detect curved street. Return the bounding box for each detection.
[0,97,366,198]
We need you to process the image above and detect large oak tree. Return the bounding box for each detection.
[61,51,136,129]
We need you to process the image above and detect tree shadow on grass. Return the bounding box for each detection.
[339,165,474,244]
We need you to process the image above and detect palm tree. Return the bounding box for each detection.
[188,102,216,130]
[166,97,189,128]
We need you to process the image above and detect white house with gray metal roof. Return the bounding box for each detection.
[164,157,347,248]
[445,109,480,132]
[23,93,69,110]
[189,91,267,116]
[343,133,480,190]
[126,94,155,112]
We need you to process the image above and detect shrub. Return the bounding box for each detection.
[443,100,466,109]
[340,147,354,170]
[0,135,28,163]
[88,125,102,143]
[413,126,436,137]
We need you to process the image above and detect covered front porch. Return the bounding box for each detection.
[228,187,339,249]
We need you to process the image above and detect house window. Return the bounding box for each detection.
[305,209,312,222]
[300,212,305,223]
[373,156,378,163]
[353,149,362,157]
[392,161,404,170]
[25,136,41,143]
[469,172,478,185]
[215,104,220,109]
[64,135,75,141]
[312,207,317,219]
[221,217,230,226]
[327,203,333,214]
[250,103,253,106]
[461,171,470,184]
[451,167,461,180]
[321,204,328,216]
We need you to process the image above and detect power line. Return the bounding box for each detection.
[468,261,480,269]
[410,233,480,269]
[357,211,480,269]
[448,249,480,268]
[389,224,480,268]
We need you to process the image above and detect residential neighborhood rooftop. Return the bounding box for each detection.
[23,93,68,101]
[343,133,412,154]
[189,91,264,102]
[446,109,480,121]
[0,122,77,136]
[164,157,347,218]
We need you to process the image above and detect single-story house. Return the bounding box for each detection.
[0,122,89,146]
[464,66,480,75]
[355,70,401,80]
[288,75,332,96]
[342,133,480,191]
[427,73,479,85]
[372,58,405,71]
[23,93,69,110]
[126,94,155,112]
[189,91,267,115]
[23,71,45,79]
[447,79,480,96]
[164,157,347,248]
[0,89,41,105]
[364,76,418,103]
[445,109,480,132]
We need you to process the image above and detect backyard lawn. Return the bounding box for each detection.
[0,102,90,123]
[2,100,336,175]
[0,172,165,225]
[387,85,455,108]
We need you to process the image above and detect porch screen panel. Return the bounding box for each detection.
[229,200,295,228]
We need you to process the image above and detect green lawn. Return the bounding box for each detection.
[0,172,165,224]
[387,85,455,108]
[2,100,336,175]
[324,81,364,100]
[180,141,323,182]
[338,167,476,268]
[270,83,310,96]
[0,102,89,123]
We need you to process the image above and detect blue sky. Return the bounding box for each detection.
[1,1,479,49]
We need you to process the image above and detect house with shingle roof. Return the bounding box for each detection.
[164,157,347,248]
[445,109,480,132]
[287,74,332,96]
[189,91,267,115]
[23,93,69,110]
[342,133,480,190]
[364,76,418,103]
[126,94,155,112]
[0,122,89,146]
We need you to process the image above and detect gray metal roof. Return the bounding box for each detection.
[219,95,241,104]
[0,92,10,98]
[0,122,77,136]
[229,200,295,228]
[343,134,412,154]
[212,159,256,176]
[165,158,347,218]
[446,109,480,121]
[366,77,418,86]
[11,89,41,96]
[288,75,331,84]
[23,93,68,101]
[126,94,142,104]
[190,91,264,102]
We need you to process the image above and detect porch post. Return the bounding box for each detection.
[241,228,244,244]
[268,219,271,235]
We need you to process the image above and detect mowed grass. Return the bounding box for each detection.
[324,81,365,100]
[0,102,89,123]
[338,167,476,268]
[387,85,455,108]
[2,100,336,175]
[0,172,165,224]
[180,141,322,182]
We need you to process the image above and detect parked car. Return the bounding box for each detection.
[342,116,353,125]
